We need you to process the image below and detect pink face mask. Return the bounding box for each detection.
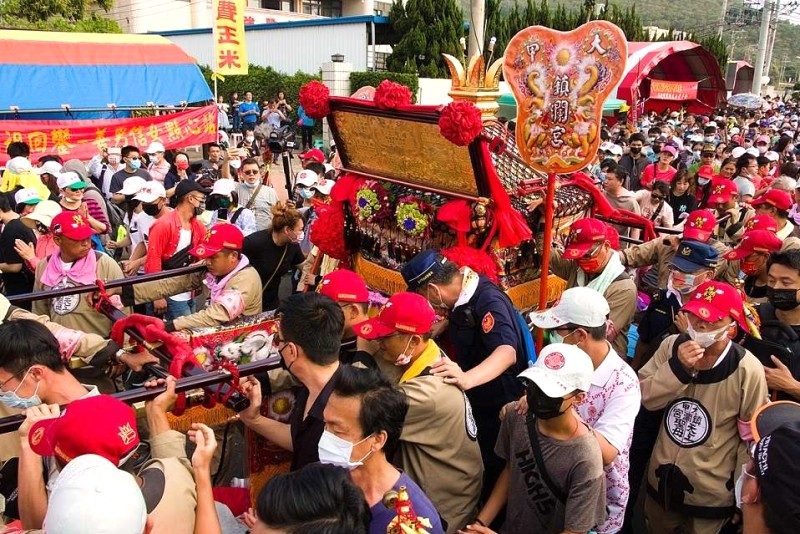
[176,161,189,171]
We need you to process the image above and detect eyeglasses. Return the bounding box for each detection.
[242,169,260,176]
[0,369,24,391]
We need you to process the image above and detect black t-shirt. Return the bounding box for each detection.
[668,192,699,222]
[0,218,36,297]
[289,365,342,471]
[242,230,304,311]
[109,168,151,194]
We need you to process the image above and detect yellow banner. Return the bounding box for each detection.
[213,0,248,76]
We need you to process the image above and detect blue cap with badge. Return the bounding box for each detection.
[401,250,449,291]
[670,240,719,273]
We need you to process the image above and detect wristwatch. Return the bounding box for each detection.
[114,348,127,365]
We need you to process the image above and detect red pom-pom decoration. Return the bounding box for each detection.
[373,80,413,110]
[441,246,498,283]
[298,81,331,119]
[439,101,484,146]
[310,201,349,262]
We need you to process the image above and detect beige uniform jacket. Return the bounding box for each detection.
[620,238,732,286]
[124,265,262,331]
[550,251,637,356]
[639,334,767,516]
[395,370,483,533]
[32,253,126,338]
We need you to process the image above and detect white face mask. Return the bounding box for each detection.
[107,155,120,166]
[686,322,732,348]
[317,430,372,470]
[245,136,255,143]
[230,159,242,170]
[296,231,305,243]
[394,336,413,367]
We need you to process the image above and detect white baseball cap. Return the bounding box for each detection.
[765,150,780,162]
[33,160,64,176]
[746,147,760,157]
[6,156,32,174]
[211,178,236,197]
[118,176,148,196]
[134,181,167,203]
[529,287,610,329]
[43,454,147,534]
[56,171,88,190]
[311,178,334,196]
[731,127,741,135]
[731,147,746,159]
[22,200,61,229]
[145,141,165,154]
[14,188,41,205]
[518,343,594,398]
[296,169,319,187]
[106,146,122,156]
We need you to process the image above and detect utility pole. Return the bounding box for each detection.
[764,0,780,83]
[753,0,773,94]
[719,0,729,38]
[469,0,485,58]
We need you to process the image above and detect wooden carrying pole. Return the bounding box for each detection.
[536,173,557,352]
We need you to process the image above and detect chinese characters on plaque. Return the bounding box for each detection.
[503,22,628,174]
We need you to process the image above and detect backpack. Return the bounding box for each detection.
[85,183,125,242]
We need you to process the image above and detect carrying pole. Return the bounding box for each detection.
[536,172,558,352]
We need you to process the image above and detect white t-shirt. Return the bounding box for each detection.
[171,229,192,302]
[577,345,641,534]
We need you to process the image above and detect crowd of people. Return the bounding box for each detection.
[0,96,799,534]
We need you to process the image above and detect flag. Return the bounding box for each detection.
[213,0,248,76]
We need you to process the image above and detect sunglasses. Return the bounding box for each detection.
[651,194,665,201]
[127,156,141,161]
[242,169,260,176]
[68,187,85,192]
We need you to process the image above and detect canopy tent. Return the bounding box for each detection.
[0,30,212,113]
[725,61,755,95]
[617,41,726,114]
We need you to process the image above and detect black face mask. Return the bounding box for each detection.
[630,147,642,155]
[526,382,568,420]
[767,287,800,311]
[142,203,160,216]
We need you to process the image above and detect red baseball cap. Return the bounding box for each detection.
[605,224,620,251]
[683,209,717,242]
[318,269,369,303]
[50,211,95,241]
[354,292,436,340]
[300,148,325,163]
[564,218,610,260]
[706,178,738,205]
[752,189,793,211]
[744,214,779,233]
[697,165,716,179]
[682,280,747,329]
[723,229,782,260]
[190,223,244,259]
[28,395,140,466]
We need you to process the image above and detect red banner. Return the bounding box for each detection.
[650,80,698,102]
[0,105,218,164]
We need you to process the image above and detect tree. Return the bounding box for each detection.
[0,0,120,32]
[387,0,465,78]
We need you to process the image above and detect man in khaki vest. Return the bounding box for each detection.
[355,292,483,533]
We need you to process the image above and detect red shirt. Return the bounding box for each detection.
[144,209,205,273]
[640,163,677,189]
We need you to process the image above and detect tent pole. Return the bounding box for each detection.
[214,74,218,102]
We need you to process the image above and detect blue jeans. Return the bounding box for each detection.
[145,298,195,320]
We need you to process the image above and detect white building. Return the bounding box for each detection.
[104,0,395,34]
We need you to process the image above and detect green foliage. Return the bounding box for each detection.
[0,0,118,32]
[386,0,465,78]
[350,71,420,101]
[199,64,320,120]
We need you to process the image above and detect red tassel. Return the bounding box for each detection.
[477,142,532,248]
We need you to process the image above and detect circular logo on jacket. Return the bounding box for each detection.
[664,397,712,448]
[463,392,478,441]
[52,280,79,315]
[543,352,565,370]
